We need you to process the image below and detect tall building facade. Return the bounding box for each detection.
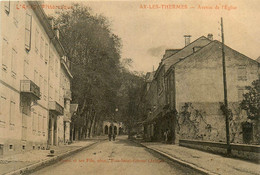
[0,1,73,156]
[143,35,260,144]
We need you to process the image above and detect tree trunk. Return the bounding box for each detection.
[89,114,96,138]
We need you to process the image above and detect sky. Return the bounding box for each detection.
[45,0,260,73]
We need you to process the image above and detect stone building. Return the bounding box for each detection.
[0,1,73,156]
[144,34,260,144]
[144,36,212,142]
[102,121,124,135]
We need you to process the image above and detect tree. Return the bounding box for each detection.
[116,68,146,136]
[54,4,145,139]
[54,4,122,138]
[240,77,260,121]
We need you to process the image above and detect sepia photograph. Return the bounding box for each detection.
[0,0,259,174]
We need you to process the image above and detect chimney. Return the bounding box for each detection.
[184,35,191,46]
[207,33,213,40]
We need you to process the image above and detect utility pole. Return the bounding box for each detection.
[221,17,231,155]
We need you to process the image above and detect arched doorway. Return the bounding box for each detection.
[114,126,117,135]
[105,125,108,134]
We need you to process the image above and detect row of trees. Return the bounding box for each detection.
[53,4,145,139]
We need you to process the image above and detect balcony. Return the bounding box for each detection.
[20,80,40,100]
[64,89,72,100]
[49,101,64,115]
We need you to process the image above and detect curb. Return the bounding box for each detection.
[4,141,101,175]
[130,139,218,175]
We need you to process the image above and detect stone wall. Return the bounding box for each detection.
[176,102,259,144]
[179,139,260,162]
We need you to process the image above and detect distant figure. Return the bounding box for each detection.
[164,129,169,143]
[113,134,116,141]
[108,133,112,141]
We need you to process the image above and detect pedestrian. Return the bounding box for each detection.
[113,133,116,141]
[164,129,169,143]
[108,133,111,141]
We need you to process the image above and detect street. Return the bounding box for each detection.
[31,136,201,175]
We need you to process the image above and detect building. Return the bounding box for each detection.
[144,35,212,142]
[144,34,260,144]
[103,121,124,135]
[0,1,73,156]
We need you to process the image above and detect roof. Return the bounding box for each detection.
[256,56,260,63]
[166,40,259,74]
[28,1,73,79]
[154,36,211,78]
[163,36,211,71]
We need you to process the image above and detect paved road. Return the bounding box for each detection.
[32,136,201,175]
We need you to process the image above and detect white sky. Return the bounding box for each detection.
[44,0,260,73]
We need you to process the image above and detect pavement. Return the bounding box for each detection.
[2,136,259,175]
[136,141,260,175]
[30,136,200,175]
[0,136,107,175]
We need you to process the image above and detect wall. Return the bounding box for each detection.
[0,1,71,155]
[179,139,260,162]
[174,41,259,144]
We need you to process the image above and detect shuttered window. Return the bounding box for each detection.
[40,37,44,59]
[10,101,15,125]
[11,48,17,75]
[4,1,10,14]
[25,13,32,51]
[0,96,7,125]
[2,38,9,71]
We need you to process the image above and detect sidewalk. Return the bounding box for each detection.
[0,140,102,175]
[139,142,260,175]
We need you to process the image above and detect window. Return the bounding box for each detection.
[40,37,44,59]
[45,43,49,63]
[11,48,17,76]
[2,38,9,71]
[10,101,15,125]
[49,51,54,71]
[32,112,37,133]
[34,70,38,85]
[4,1,10,14]
[25,13,32,51]
[39,75,43,95]
[0,96,7,125]
[38,114,41,134]
[49,85,53,100]
[35,29,39,53]
[42,115,46,135]
[238,66,247,81]
[23,58,29,79]
[13,2,18,26]
[44,79,47,100]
